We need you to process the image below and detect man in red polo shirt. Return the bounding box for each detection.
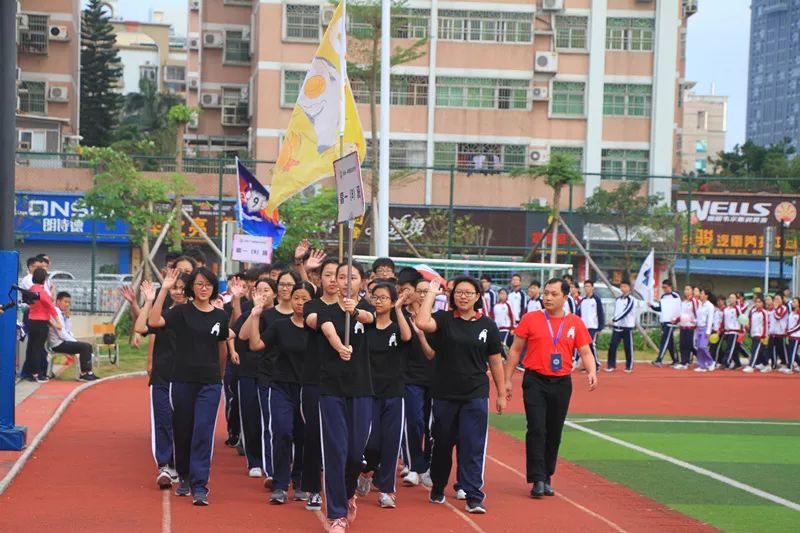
[504,278,598,498]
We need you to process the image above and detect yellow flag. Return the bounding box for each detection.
[266,1,366,212]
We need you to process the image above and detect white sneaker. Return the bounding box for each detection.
[760,366,773,373]
[248,467,262,478]
[156,467,172,489]
[623,368,633,373]
[604,367,616,373]
[778,368,793,374]
[356,473,372,496]
[399,466,410,478]
[694,367,708,372]
[378,492,396,508]
[755,364,765,370]
[455,489,467,500]
[673,364,687,370]
[403,471,420,486]
[420,470,433,488]
[742,366,755,373]
[165,466,178,482]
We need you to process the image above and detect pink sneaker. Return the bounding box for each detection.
[347,496,358,523]
[329,518,348,532]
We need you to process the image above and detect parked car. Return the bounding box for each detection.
[47,270,76,281]
[94,273,134,284]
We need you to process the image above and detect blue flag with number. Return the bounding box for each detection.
[236,158,286,247]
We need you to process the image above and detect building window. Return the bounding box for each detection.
[140,65,158,83]
[601,149,650,177]
[18,81,46,114]
[603,84,652,117]
[164,65,185,82]
[551,146,584,169]
[551,81,586,116]
[697,111,707,129]
[392,9,430,39]
[555,16,588,50]
[282,71,305,106]
[363,139,427,167]
[606,18,655,51]
[285,5,320,41]
[351,76,430,106]
[350,78,370,104]
[695,158,707,172]
[436,77,529,110]
[434,142,526,170]
[224,30,251,63]
[221,87,248,126]
[438,10,532,43]
[695,139,708,153]
[19,14,49,54]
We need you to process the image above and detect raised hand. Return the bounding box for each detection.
[161,268,179,290]
[120,285,137,304]
[305,249,327,270]
[251,291,266,316]
[140,280,156,302]
[395,292,407,310]
[228,277,246,298]
[294,238,311,260]
[429,278,441,294]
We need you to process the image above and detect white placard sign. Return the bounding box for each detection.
[334,151,365,223]
[232,234,273,264]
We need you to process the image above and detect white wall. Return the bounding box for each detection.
[118,49,160,95]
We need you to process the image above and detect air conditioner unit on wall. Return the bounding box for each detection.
[48,86,68,102]
[534,51,558,73]
[541,0,565,11]
[532,86,549,100]
[683,0,698,16]
[18,13,29,31]
[190,0,201,11]
[201,92,221,107]
[49,25,69,41]
[203,31,223,48]
[527,146,550,166]
[240,86,249,102]
[188,76,199,90]
[188,36,200,50]
[320,5,336,26]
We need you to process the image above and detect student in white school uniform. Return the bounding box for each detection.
[507,274,527,324]
[480,276,497,319]
[743,296,768,373]
[577,280,604,368]
[784,297,800,374]
[493,288,516,348]
[526,281,543,314]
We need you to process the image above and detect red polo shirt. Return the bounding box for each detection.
[514,309,591,376]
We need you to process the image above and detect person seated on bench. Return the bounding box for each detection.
[49,291,98,382]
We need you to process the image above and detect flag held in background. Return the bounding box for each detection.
[633,249,656,304]
[265,0,366,213]
[236,158,286,247]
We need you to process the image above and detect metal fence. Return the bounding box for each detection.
[44,280,128,314]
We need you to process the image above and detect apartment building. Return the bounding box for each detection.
[680,88,727,174]
[189,0,697,206]
[16,0,81,153]
[109,5,189,96]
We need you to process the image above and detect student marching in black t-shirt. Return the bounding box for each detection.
[318,261,376,532]
[134,276,188,489]
[249,281,314,504]
[231,277,275,480]
[222,273,250,449]
[298,258,339,511]
[416,276,507,514]
[148,267,229,506]
[354,282,412,509]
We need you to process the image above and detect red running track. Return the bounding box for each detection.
[0,376,717,533]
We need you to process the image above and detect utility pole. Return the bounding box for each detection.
[0,1,27,451]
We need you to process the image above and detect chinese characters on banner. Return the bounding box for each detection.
[675,192,800,256]
[231,234,273,264]
[334,152,365,223]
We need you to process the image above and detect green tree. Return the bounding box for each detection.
[80,147,169,281]
[167,105,200,251]
[274,187,340,262]
[580,181,677,279]
[80,0,123,147]
[345,0,427,253]
[409,209,481,257]
[512,152,583,265]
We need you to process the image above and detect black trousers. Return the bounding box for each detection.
[52,340,93,372]
[25,320,50,377]
[679,329,695,365]
[522,370,572,484]
[655,323,676,363]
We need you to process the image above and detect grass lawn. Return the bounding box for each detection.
[491,413,800,533]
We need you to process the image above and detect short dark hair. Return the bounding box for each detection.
[397,267,422,286]
[413,277,429,289]
[544,278,569,296]
[562,274,573,283]
[270,262,289,273]
[448,276,483,311]
[497,287,508,295]
[371,281,398,302]
[319,257,340,274]
[338,261,366,280]
[372,257,395,273]
[255,277,277,294]
[56,291,71,301]
[32,267,48,284]
[182,246,207,266]
[26,257,39,268]
[528,280,540,288]
[662,279,672,287]
[292,281,317,298]
[277,270,301,286]
[583,279,594,286]
[184,267,219,300]
[172,255,198,271]
[164,251,181,266]
[480,275,492,283]
[620,280,631,287]
[511,273,522,280]
[35,254,50,264]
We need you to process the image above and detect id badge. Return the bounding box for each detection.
[550,352,563,372]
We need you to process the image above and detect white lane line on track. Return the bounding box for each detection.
[162,490,171,533]
[568,417,800,426]
[566,421,800,512]
[486,454,628,533]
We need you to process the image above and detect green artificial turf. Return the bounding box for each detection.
[490,413,800,533]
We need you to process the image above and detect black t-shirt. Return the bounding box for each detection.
[403,309,435,387]
[318,301,374,397]
[163,303,229,384]
[367,321,408,398]
[263,317,308,384]
[430,311,503,400]
[257,307,292,386]
[301,298,332,386]
[231,310,263,379]
[145,307,176,386]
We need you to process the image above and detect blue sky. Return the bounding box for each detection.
[108,0,751,150]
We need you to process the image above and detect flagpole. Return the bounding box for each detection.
[340,0,355,348]
[376,0,390,256]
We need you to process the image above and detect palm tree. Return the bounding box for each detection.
[166,104,199,251]
[512,152,583,268]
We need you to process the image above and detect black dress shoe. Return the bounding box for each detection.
[543,482,555,496]
[530,481,545,498]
